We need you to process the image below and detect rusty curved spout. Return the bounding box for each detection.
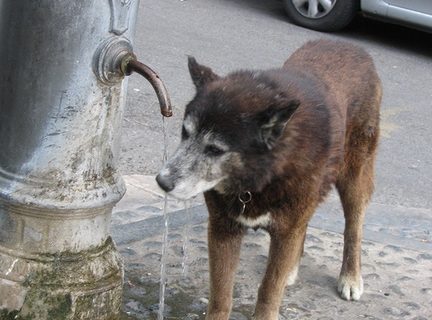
[124,58,173,117]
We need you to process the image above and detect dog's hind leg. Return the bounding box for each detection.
[336,153,376,301]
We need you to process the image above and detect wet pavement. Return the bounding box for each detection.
[112,175,432,319]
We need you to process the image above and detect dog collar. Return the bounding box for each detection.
[238,191,252,214]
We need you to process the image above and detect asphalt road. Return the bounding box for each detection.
[119,0,432,214]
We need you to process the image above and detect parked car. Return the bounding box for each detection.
[283,0,432,32]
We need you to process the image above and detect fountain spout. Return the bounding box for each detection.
[93,38,173,117]
[122,55,173,117]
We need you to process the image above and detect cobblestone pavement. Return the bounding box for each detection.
[113,176,432,319]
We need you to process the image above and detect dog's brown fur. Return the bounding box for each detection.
[200,40,381,320]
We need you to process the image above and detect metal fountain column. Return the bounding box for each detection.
[0,1,171,318]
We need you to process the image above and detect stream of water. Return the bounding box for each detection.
[157,117,170,320]
[157,117,192,318]
[181,200,191,277]
[157,194,169,320]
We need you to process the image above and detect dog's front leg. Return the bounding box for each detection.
[253,225,306,320]
[206,216,244,320]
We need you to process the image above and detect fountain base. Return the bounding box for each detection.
[0,238,123,320]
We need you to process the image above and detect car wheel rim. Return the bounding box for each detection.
[292,0,337,19]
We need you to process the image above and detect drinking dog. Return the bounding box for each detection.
[156,39,381,320]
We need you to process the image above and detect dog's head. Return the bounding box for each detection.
[156,57,299,200]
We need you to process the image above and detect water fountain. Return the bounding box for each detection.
[0,1,172,318]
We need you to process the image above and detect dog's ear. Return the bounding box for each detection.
[188,56,220,89]
[257,99,300,150]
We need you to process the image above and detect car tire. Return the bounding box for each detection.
[283,0,359,32]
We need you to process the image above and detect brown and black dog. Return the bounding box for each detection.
[156,39,381,320]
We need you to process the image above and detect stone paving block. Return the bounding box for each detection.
[113,175,204,226]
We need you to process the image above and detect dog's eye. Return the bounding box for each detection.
[204,145,225,156]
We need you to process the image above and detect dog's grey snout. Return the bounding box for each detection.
[156,172,175,192]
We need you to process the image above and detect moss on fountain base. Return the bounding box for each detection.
[0,237,123,320]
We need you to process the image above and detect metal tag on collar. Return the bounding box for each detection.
[239,191,252,215]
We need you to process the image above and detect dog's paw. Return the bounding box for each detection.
[252,312,279,320]
[205,312,230,320]
[253,304,280,320]
[338,275,363,301]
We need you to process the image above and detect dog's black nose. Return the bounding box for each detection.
[156,174,174,192]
